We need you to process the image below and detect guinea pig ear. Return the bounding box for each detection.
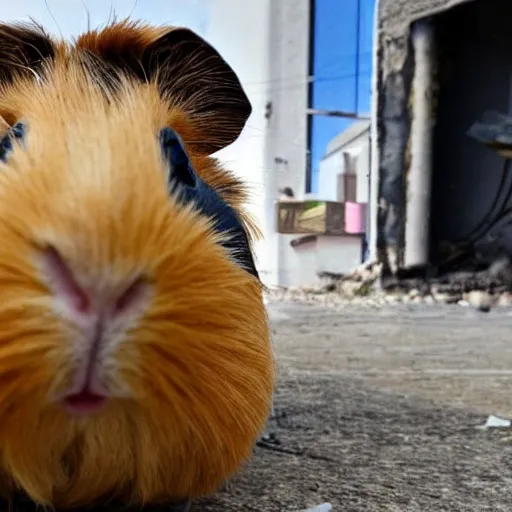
[0,23,55,84]
[140,28,251,155]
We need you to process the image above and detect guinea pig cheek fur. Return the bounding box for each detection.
[36,244,153,416]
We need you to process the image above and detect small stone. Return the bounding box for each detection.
[445,294,462,304]
[431,292,461,304]
[308,482,320,492]
[497,292,512,307]
[409,288,420,299]
[466,290,493,312]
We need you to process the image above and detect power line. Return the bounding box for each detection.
[246,72,372,96]
[242,51,373,89]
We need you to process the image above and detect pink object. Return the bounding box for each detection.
[344,202,367,234]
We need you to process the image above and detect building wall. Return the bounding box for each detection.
[205,0,276,283]
[316,236,363,275]
[264,0,311,287]
[317,130,371,203]
[288,235,364,287]
[317,151,342,201]
[286,241,319,287]
[210,0,312,288]
[356,139,371,204]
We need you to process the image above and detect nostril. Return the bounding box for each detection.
[113,275,150,317]
[39,245,91,314]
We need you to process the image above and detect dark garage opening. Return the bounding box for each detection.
[430,0,512,271]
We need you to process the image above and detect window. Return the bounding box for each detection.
[306,0,375,194]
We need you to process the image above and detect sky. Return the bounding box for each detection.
[310,0,375,193]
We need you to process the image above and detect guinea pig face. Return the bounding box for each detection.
[0,22,273,506]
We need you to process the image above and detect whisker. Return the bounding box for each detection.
[44,0,63,39]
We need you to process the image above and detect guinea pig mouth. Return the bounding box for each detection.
[62,389,108,415]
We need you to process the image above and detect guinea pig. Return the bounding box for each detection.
[0,19,274,511]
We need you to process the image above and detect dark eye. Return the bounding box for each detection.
[159,126,259,279]
[0,122,25,162]
[159,127,196,190]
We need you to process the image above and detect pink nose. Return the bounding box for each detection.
[38,245,151,415]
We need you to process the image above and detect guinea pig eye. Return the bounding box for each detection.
[159,127,196,191]
[0,122,25,162]
[159,127,259,278]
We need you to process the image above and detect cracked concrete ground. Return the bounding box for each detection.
[196,301,512,511]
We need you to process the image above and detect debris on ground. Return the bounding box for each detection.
[466,290,493,312]
[301,504,332,512]
[476,414,512,429]
[265,258,512,312]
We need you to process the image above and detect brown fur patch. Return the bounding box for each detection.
[75,19,167,58]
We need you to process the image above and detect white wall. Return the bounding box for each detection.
[204,0,274,284]
[317,151,342,201]
[288,235,364,287]
[316,236,363,275]
[264,0,311,287]
[287,241,319,288]
[355,138,370,204]
[317,130,371,204]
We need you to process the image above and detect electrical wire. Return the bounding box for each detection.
[453,158,512,245]
[476,206,512,240]
[439,158,512,272]
[242,51,372,89]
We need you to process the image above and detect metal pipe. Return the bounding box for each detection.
[404,19,435,267]
[367,0,381,261]
[305,0,316,194]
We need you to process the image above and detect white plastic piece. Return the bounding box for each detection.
[301,504,333,512]
[476,414,511,429]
